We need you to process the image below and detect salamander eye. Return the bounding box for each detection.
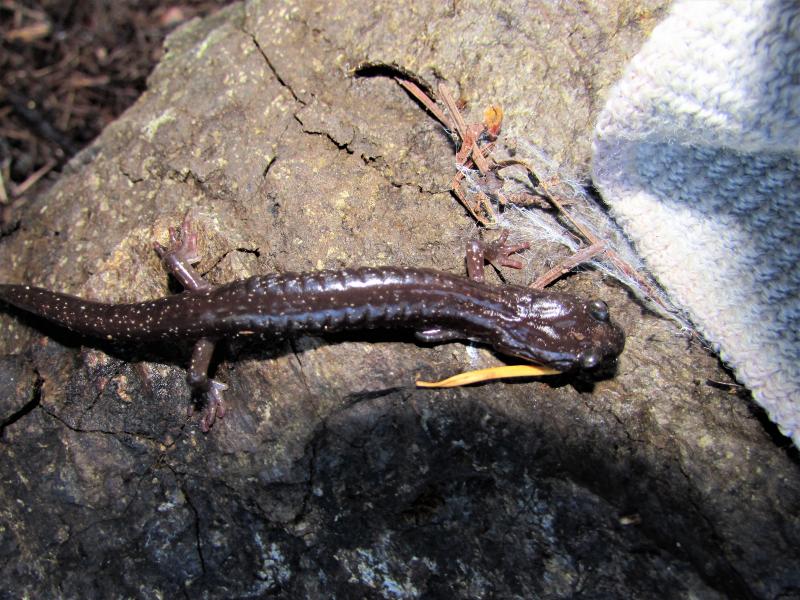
[579,349,601,369]
[588,300,609,322]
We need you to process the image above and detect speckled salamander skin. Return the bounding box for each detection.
[0,266,624,371]
[0,226,625,431]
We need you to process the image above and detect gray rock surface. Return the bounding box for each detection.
[0,1,797,598]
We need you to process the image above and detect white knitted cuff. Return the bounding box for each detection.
[593,0,800,446]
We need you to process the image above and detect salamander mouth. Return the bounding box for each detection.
[498,347,579,372]
[502,338,623,372]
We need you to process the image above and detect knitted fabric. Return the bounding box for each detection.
[592,0,800,446]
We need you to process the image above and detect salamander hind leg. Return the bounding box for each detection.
[187,337,228,432]
[465,230,530,283]
[153,214,211,292]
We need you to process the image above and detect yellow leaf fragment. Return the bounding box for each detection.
[416,364,561,388]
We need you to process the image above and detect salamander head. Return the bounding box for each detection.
[492,290,625,372]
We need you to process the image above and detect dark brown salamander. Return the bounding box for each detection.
[0,222,624,430]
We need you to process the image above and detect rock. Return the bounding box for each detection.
[0,1,796,598]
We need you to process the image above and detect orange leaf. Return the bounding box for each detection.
[416,364,560,388]
[483,105,503,138]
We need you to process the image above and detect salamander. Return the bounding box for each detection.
[0,220,624,430]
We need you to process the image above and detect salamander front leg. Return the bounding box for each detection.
[465,230,530,283]
[153,214,211,292]
[188,337,228,432]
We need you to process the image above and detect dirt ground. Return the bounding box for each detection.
[0,1,235,210]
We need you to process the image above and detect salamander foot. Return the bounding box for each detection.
[154,214,211,292]
[465,229,530,282]
[154,214,201,264]
[194,379,228,432]
[482,229,531,270]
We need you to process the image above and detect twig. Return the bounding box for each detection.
[0,170,7,205]
[520,161,673,307]
[391,74,678,317]
[439,83,490,174]
[531,242,606,289]
[1,86,79,156]
[395,78,452,130]
[451,183,497,226]
[394,77,501,225]
[11,160,56,197]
